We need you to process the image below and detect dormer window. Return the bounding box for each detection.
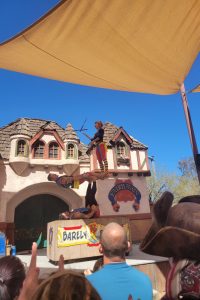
[66,143,78,159]
[67,143,75,158]
[16,140,28,157]
[33,141,45,158]
[116,142,126,158]
[116,141,130,165]
[49,142,59,159]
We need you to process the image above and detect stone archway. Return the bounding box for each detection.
[6,182,83,222]
[14,194,68,251]
[6,182,84,251]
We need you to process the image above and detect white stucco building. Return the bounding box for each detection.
[0,118,151,250]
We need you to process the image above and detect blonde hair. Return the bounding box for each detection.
[32,270,101,300]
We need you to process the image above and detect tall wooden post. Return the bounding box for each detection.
[180,83,200,184]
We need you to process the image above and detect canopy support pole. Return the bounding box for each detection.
[180,83,200,184]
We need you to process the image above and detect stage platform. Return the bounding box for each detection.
[17,243,169,298]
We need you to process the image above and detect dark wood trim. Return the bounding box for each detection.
[91,168,150,175]
[145,150,150,170]
[136,150,141,170]
[99,213,152,220]
[128,213,152,220]
[128,148,133,170]
[30,130,64,150]
[112,147,117,170]
[0,222,15,244]
[111,127,134,145]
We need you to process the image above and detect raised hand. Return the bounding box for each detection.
[18,242,40,300]
[58,254,64,272]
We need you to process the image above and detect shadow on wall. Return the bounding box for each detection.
[0,157,7,192]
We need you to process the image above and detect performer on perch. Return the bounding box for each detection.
[47,171,106,189]
[87,121,108,173]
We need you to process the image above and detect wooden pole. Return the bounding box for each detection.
[180,83,200,184]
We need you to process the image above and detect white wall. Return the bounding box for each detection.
[96,174,150,216]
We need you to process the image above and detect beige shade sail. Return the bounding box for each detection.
[0,0,200,95]
[190,84,200,93]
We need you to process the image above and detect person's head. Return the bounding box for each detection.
[32,270,101,300]
[47,173,58,182]
[89,204,99,211]
[0,256,26,300]
[86,198,98,209]
[94,121,103,129]
[100,222,129,260]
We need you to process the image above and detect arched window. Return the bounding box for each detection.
[16,140,28,157]
[33,141,45,158]
[67,143,76,158]
[49,142,59,158]
[116,141,126,158]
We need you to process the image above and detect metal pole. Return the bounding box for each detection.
[180,83,200,184]
[148,156,156,177]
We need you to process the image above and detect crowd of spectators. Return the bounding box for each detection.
[0,222,153,300]
[3,191,200,300]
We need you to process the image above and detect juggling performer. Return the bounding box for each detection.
[83,121,108,173]
[76,120,108,173]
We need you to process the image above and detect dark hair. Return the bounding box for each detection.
[32,270,101,300]
[93,257,103,273]
[95,121,103,128]
[85,182,98,207]
[0,256,26,300]
[101,241,128,259]
[47,174,53,181]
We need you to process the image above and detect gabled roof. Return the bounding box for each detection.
[0,118,65,139]
[41,121,57,131]
[30,127,65,150]
[104,122,147,149]
[0,118,147,160]
[0,118,87,160]
[110,126,133,145]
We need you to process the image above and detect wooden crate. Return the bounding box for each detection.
[47,216,131,262]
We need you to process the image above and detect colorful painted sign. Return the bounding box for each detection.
[56,222,130,248]
[108,179,141,211]
[57,224,99,247]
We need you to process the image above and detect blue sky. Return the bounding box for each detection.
[0,1,200,173]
